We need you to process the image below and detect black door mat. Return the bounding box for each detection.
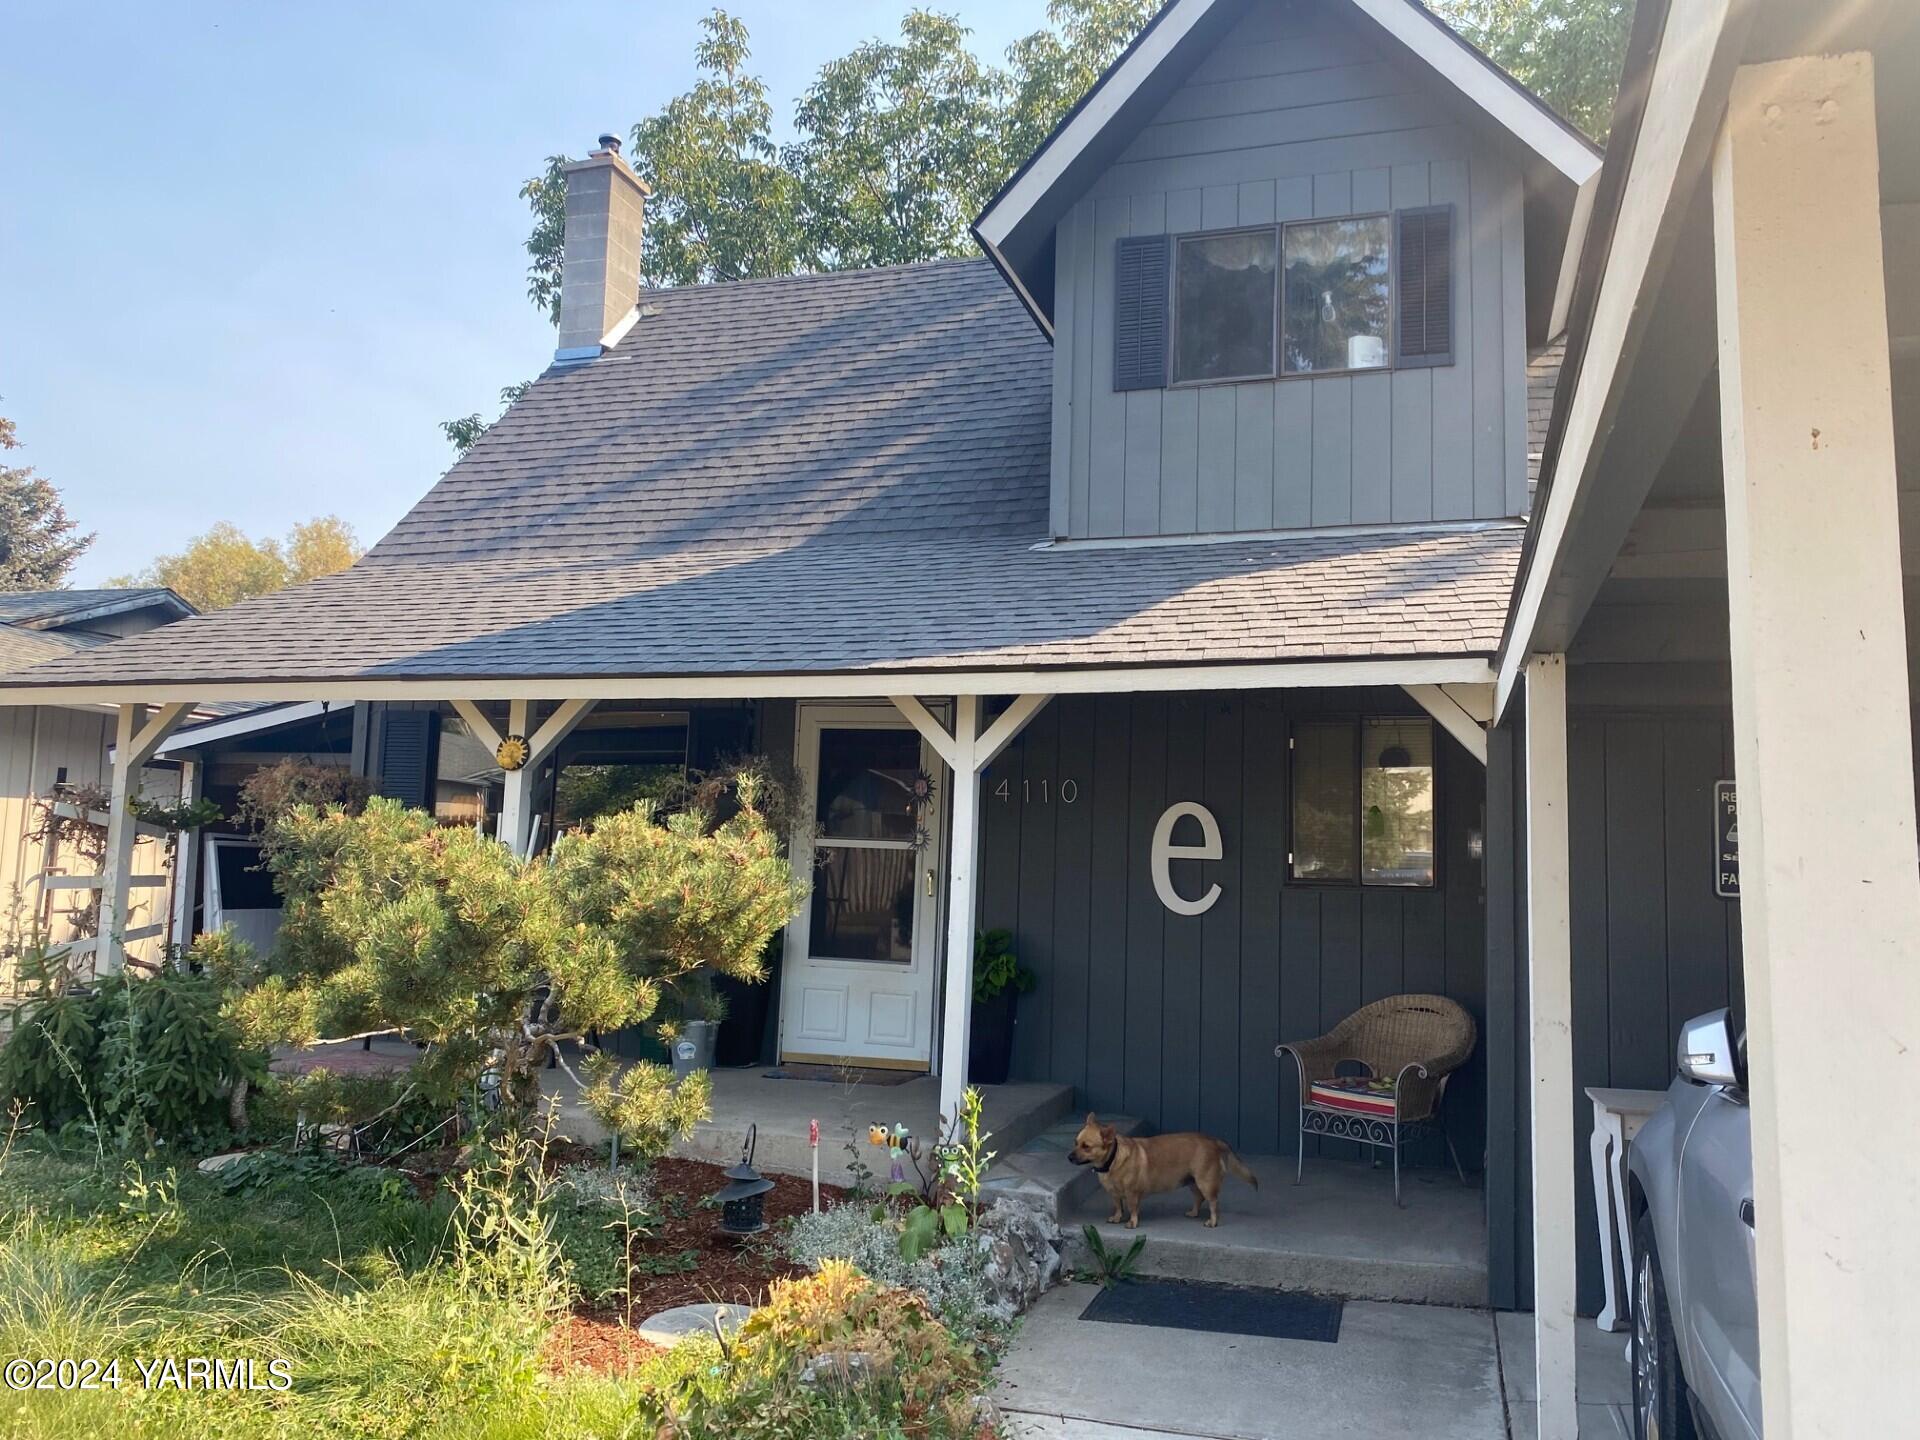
[1078,1277,1343,1343]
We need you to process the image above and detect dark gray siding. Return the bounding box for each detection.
[1487,695,1746,1315]
[1050,0,1529,539]
[977,688,1488,1174]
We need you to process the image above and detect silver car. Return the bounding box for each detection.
[1624,1008,1761,1440]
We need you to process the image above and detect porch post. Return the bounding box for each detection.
[1714,53,1920,1436]
[1522,654,1576,1440]
[890,694,1050,1126]
[166,757,201,961]
[498,699,534,856]
[101,701,192,972]
[486,699,598,858]
[938,696,983,1129]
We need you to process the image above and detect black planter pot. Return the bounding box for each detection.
[968,987,1019,1086]
[714,972,772,1068]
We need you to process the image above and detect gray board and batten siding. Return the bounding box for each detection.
[977,687,1489,1179]
[1049,0,1530,540]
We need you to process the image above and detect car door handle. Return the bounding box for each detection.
[1738,1198,1754,1229]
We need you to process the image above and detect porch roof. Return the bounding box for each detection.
[0,258,1517,703]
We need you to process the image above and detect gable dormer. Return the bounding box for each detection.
[974,0,1600,541]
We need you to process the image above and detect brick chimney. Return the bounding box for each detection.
[554,133,650,363]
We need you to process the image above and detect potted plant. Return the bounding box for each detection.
[968,929,1035,1086]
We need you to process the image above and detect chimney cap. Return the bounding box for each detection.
[596,132,622,155]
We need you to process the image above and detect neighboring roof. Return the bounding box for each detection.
[0,624,89,672]
[0,259,1517,700]
[973,0,1603,331]
[1525,337,1566,495]
[0,588,193,631]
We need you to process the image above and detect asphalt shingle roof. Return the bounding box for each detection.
[2,259,1517,694]
[1526,337,1566,496]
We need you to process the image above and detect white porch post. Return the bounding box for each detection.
[166,757,201,961]
[1714,52,1920,1437]
[940,695,984,1130]
[1523,653,1577,1440]
[497,699,534,856]
[891,693,1050,1126]
[101,701,192,972]
[479,699,599,858]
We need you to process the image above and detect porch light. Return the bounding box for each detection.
[714,1123,775,1236]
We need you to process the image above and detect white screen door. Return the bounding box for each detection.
[779,704,944,1068]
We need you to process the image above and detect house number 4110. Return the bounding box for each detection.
[993,778,1079,804]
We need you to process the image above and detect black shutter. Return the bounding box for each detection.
[1395,204,1455,368]
[1113,234,1170,390]
[377,708,436,810]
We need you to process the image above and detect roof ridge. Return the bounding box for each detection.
[634,254,990,303]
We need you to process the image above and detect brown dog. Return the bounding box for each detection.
[1068,1113,1258,1228]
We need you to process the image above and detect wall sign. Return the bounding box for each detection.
[1715,780,1739,900]
[1151,802,1223,916]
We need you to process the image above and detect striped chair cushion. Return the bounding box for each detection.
[1308,1075,1398,1118]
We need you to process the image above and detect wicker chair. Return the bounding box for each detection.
[1275,994,1477,1206]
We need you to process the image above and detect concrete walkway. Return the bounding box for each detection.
[994,1282,1633,1440]
[997,1281,1506,1440]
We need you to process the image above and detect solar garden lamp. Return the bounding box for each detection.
[715,1123,775,1236]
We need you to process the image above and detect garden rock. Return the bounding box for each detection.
[966,1193,1062,1319]
[196,1151,250,1173]
[798,1349,888,1389]
[635,1301,752,1348]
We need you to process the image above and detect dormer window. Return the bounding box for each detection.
[1173,229,1278,384]
[1280,216,1392,374]
[1115,205,1453,392]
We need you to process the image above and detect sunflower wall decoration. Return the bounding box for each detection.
[909,769,936,810]
[495,734,532,771]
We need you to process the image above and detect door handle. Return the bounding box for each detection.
[1738,1198,1754,1229]
[925,869,935,897]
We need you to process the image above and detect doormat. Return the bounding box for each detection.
[761,1064,920,1086]
[1079,1277,1343,1343]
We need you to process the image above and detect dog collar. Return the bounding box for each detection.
[1094,1138,1119,1174]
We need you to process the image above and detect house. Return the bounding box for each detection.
[0,588,198,979]
[3,0,1914,1431]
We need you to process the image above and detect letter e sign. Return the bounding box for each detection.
[1151,802,1223,916]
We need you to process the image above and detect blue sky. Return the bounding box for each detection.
[1,2,1044,585]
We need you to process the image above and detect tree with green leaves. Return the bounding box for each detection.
[0,414,93,591]
[788,9,1013,270]
[109,515,361,611]
[1430,0,1630,141]
[219,779,804,1118]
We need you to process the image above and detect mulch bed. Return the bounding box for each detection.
[393,1140,847,1375]
[597,1155,847,1319]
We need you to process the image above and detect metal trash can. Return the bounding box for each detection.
[671,1020,718,1079]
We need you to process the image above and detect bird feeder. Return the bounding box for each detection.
[715,1123,775,1236]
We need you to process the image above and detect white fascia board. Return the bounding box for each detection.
[0,656,1496,709]
[1494,0,1745,721]
[1548,176,1598,339]
[976,0,1220,249]
[151,701,331,758]
[1348,0,1600,186]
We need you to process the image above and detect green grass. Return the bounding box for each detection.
[0,1138,623,1439]
[0,1136,1000,1440]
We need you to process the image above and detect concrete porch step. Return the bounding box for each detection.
[1059,1153,1488,1307]
[982,1113,1149,1220]
[663,1069,1076,1189]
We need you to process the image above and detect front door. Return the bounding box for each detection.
[778,705,944,1068]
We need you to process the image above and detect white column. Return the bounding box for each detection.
[937,696,982,1129]
[100,701,192,972]
[167,758,201,962]
[1714,52,1920,1438]
[891,693,1051,1127]
[497,699,534,856]
[1523,653,1577,1440]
